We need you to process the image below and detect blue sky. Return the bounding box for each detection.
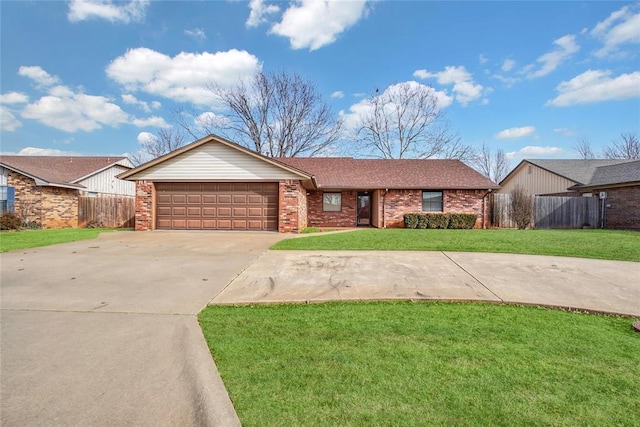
[1,0,639,165]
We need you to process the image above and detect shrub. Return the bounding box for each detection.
[427,213,450,229]
[85,220,104,229]
[510,185,534,230]
[22,220,41,229]
[449,213,477,229]
[404,213,478,230]
[0,212,22,230]
[404,214,419,229]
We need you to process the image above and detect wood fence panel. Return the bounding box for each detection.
[535,196,599,229]
[491,194,599,229]
[78,195,135,228]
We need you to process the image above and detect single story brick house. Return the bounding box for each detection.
[119,135,499,232]
[568,160,640,231]
[0,156,134,228]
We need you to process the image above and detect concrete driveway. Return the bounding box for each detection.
[1,231,285,427]
[212,250,640,316]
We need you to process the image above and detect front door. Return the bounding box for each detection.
[357,192,371,226]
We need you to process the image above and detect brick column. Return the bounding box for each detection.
[278,180,304,233]
[135,180,153,231]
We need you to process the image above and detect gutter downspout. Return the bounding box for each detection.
[482,189,493,229]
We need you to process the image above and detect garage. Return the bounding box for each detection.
[155,182,278,231]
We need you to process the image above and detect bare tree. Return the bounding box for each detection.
[509,185,533,230]
[130,128,187,166]
[575,137,596,160]
[603,132,640,159]
[196,71,342,157]
[355,82,471,159]
[472,143,510,183]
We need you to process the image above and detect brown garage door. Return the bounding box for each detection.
[155,183,278,231]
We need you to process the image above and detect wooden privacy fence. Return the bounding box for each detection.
[78,195,135,228]
[491,194,599,229]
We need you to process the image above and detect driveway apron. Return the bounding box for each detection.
[1,231,284,427]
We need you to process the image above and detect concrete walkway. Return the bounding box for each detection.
[1,231,285,427]
[212,250,640,316]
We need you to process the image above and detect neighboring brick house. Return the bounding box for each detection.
[568,160,640,231]
[0,156,135,228]
[119,134,499,233]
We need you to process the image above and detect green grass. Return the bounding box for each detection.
[273,228,640,261]
[199,301,640,427]
[300,227,343,234]
[0,228,118,252]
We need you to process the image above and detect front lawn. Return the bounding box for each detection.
[0,228,117,252]
[199,302,640,427]
[272,228,640,261]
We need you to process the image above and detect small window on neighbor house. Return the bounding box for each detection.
[323,193,342,212]
[87,192,98,198]
[422,191,443,212]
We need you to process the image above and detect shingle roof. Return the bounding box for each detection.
[569,160,640,189]
[275,157,499,190]
[524,159,635,185]
[0,156,129,188]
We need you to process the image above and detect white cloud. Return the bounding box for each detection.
[16,147,80,156]
[131,116,169,128]
[339,81,453,133]
[121,93,161,112]
[18,66,60,87]
[492,74,520,87]
[478,54,488,64]
[331,91,344,99]
[67,0,149,24]
[547,69,640,107]
[185,28,206,41]
[414,65,484,106]
[495,126,536,139]
[1,107,22,132]
[106,47,261,104]
[525,34,579,79]
[506,146,564,160]
[194,111,230,131]
[591,5,640,57]
[137,131,157,144]
[22,87,130,132]
[246,0,280,28]
[0,92,29,104]
[501,59,516,72]
[554,127,575,137]
[270,0,369,51]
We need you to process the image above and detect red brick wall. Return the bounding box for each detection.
[601,185,640,231]
[383,189,488,228]
[8,170,78,228]
[307,190,357,227]
[444,189,487,228]
[135,180,154,231]
[278,180,306,233]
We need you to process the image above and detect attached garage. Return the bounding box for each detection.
[118,135,314,233]
[155,182,278,231]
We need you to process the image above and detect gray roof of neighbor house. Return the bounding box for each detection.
[276,157,499,190]
[0,156,130,189]
[501,159,636,186]
[568,159,640,189]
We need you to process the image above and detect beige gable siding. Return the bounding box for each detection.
[498,163,576,195]
[77,165,136,196]
[128,143,304,181]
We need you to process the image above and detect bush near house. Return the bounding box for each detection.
[404,213,477,229]
[0,212,22,230]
